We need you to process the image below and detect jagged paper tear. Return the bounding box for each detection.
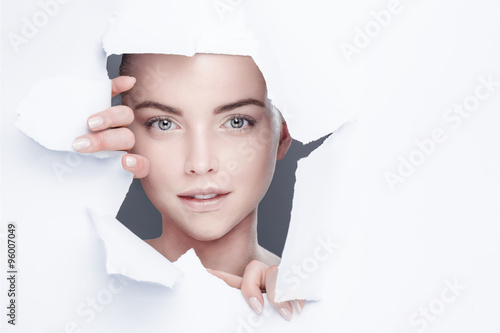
[89,210,183,287]
[102,0,353,144]
[3,0,500,332]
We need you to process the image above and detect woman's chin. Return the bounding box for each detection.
[183,224,234,243]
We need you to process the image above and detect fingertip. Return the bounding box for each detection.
[248,296,263,315]
[293,300,304,313]
[112,76,137,96]
[125,155,137,168]
[72,137,91,152]
[122,154,149,178]
[278,306,292,321]
[87,116,104,130]
[123,76,136,87]
[121,154,132,171]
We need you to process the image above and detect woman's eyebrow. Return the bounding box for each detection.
[215,98,265,114]
[134,101,181,115]
[133,98,265,115]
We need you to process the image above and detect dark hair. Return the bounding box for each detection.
[119,53,135,77]
[118,54,139,105]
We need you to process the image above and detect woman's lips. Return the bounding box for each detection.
[178,193,229,212]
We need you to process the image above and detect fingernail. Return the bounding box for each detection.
[88,116,103,129]
[125,156,137,167]
[279,308,292,321]
[72,138,91,151]
[249,297,262,314]
[293,300,302,313]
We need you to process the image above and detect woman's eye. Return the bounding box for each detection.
[230,118,245,128]
[157,119,173,130]
[223,117,255,129]
[146,117,178,131]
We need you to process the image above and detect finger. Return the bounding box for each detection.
[112,76,136,97]
[122,154,151,179]
[87,105,134,132]
[264,265,294,321]
[207,269,242,289]
[292,300,305,313]
[72,127,135,153]
[240,260,269,315]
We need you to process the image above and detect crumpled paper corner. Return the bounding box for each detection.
[15,76,117,158]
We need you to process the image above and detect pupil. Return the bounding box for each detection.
[231,118,243,128]
[159,120,171,130]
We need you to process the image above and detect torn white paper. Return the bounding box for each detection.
[89,210,183,287]
[102,0,354,144]
[2,0,500,332]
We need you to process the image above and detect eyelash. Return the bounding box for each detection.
[144,115,257,132]
[224,115,257,130]
[144,116,177,132]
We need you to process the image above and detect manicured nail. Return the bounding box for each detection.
[125,156,137,167]
[279,308,292,321]
[72,138,91,151]
[249,297,262,314]
[293,300,302,313]
[88,116,103,129]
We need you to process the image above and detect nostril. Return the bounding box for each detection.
[185,157,219,175]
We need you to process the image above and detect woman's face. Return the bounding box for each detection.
[126,54,288,241]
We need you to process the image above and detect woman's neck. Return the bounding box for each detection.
[146,209,276,276]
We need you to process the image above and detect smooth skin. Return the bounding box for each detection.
[73,55,304,320]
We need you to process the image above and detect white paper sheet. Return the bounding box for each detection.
[2,0,500,332]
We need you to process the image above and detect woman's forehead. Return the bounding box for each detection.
[125,53,269,107]
[130,53,266,88]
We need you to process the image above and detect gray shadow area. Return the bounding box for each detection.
[255,135,330,256]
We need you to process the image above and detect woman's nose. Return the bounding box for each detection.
[183,132,219,175]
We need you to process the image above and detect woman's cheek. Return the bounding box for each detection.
[232,137,275,184]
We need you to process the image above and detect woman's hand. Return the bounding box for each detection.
[72,76,150,178]
[208,261,305,321]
